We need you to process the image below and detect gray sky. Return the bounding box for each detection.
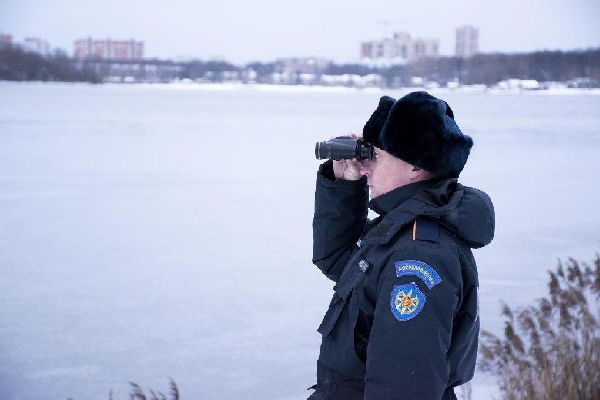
[1,0,599,63]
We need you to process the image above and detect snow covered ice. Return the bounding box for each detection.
[0,82,599,399]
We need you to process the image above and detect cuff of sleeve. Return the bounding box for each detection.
[317,160,367,189]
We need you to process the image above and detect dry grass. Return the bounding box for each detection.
[479,255,600,400]
[108,378,179,400]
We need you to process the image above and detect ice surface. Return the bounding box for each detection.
[0,82,599,399]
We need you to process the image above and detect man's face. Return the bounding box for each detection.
[359,146,419,199]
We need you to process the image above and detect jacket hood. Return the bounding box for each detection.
[415,179,495,249]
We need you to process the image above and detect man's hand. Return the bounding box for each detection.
[331,133,363,181]
[333,159,362,181]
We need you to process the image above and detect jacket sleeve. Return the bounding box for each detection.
[312,160,369,282]
[364,246,461,400]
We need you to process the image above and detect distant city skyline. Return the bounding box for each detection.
[1,0,599,63]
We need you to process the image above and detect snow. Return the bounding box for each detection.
[0,81,599,399]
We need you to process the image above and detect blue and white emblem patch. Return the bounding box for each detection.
[390,282,426,321]
[395,260,441,289]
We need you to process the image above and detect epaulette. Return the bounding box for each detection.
[412,218,439,242]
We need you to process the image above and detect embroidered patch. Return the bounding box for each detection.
[390,282,426,321]
[395,260,441,289]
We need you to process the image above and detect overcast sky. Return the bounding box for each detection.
[1,0,599,63]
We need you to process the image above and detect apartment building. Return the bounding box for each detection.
[74,38,144,60]
[456,25,479,58]
[360,31,439,65]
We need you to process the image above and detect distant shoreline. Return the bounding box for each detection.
[3,79,600,95]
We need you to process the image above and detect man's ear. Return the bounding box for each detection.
[410,165,431,180]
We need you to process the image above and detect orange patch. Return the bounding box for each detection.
[401,295,413,308]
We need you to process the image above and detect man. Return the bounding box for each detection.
[309,92,495,400]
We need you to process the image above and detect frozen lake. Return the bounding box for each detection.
[1,82,599,400]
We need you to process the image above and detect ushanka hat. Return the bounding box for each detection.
[380,91,473,178]
[362,95,395,148]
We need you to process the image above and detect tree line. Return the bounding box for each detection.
[155,49,600,87]
[1,45,598,87]
[410,49,600,85]
[0,45,98,82]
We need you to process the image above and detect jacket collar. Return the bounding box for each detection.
[368,179,437,216]
[362,178,461,245]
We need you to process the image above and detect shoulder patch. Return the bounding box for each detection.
[390,282,426,321]
[395,260,441,289]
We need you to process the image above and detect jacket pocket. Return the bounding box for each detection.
[317,253,370,337]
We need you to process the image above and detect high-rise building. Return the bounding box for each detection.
[360,31,439,65]
[392,32,412,60]
[455,25,479,58]
[413,38,439,59]
[74,38,144,61]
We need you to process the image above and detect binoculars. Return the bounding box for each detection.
[314,137,373,161]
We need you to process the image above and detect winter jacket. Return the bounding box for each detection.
[311,161,495,400]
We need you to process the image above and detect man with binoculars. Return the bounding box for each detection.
[309,92,495,400]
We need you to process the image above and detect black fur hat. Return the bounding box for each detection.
[380,91,473,178]
[363,96,395,148]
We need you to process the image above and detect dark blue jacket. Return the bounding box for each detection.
[312,161,495,400]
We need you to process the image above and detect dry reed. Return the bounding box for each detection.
[479,255,600,400]
[111,378,179,400]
